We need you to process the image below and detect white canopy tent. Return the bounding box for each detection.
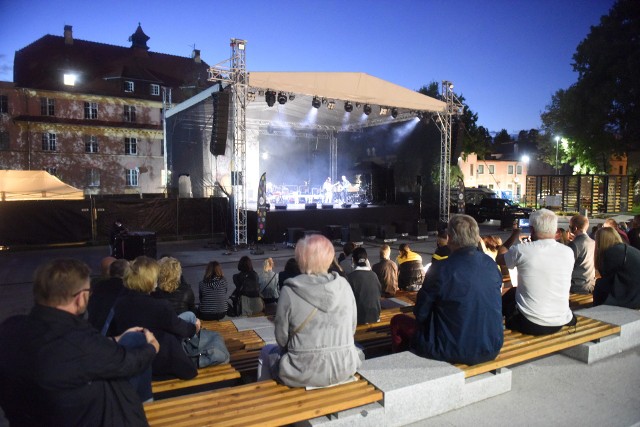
[0,170,85,201]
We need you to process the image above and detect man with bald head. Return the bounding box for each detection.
[568,214,596,294]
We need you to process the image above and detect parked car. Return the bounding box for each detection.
[476,198,533,229]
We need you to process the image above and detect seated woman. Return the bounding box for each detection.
[152,257,196,315]
[593,228,640,309]
[198,261,229,321]
[396,243,424,291]
[232,256,264,317]
[258,258,279,304]
[112,256,198,380]
[257,234,363,388]
[278,258,301,289]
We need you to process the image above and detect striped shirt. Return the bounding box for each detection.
[199,276,228,315]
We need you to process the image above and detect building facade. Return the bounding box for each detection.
[458,152,529,202]
[0,25,213,195]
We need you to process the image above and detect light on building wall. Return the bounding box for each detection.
[63,73,77,86]
[521,155,530,164]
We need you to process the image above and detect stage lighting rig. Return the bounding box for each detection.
[379,106,389,115]
[363,104,372,115]
[391,108,398,118]
[327,100,336,110]
[344,101,353,112]
[288,94,296,101]
[277,92,287,105]
[265,90,276,107]
[312,96,321,109]
[247,91,256,102]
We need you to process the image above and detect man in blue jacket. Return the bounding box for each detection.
[413,214,503,365]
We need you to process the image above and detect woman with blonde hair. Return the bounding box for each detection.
[257,234,362,387]
[593,228,640,308]
[152,257,196,315]
[258,257,279,304]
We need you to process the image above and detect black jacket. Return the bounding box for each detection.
[151,278,197,315]
[233,271,261,297]
[0,305,154,427]
[88,276,125,331]
[113,290,197,380]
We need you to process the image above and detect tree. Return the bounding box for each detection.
[493,129,511,145]
[541,0,640,173]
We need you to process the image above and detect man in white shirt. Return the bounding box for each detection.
[497,209,576,335]
[322,177,333,204]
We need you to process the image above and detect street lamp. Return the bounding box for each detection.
[554,136,560,175]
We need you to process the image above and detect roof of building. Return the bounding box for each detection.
[13,25,213,103]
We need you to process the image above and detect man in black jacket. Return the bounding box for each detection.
[0,258,159,427]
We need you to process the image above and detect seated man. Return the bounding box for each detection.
[347,247,382,324]
[391,215,503,365]
[498,209,576,335]
[88,258,129,332]
[0,258,159,426]
[372,244,398,297]
[567,214,596,294]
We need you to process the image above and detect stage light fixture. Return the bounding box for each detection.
[344,101,353,112]
[391,108,398,118]
[355,102,361,109]
[379,106,389,115]
[327,101,335,110]
[312,96,321,109]
[265,90,276,107]
[363,104,372,115]
[247,91,256,102]
[288,94,296,101]
[277,92,287,105]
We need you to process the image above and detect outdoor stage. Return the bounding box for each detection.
[247,203,423,244]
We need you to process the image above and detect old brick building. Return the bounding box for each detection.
[0,24,213,194]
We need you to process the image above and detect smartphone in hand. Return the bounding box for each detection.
[518,218,531,234]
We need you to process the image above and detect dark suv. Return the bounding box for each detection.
[476,198,532,229]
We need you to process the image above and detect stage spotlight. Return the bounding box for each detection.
[277,92,287,105]
[312,96,321,109]
[288,94,296,101]
[265,90,276,107]
[247,91,256,102]
[363,104,372,115]
[327,101,336,110]
[355,102,361,109]
[344,101,353,112]
[391,108,398,118]
[379,106,389,115]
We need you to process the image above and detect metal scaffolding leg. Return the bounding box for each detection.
[329,131,337,183]
[230,39,248,245]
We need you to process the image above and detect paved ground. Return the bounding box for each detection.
[1,216,638,426]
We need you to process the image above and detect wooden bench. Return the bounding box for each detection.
[569,292,594,309]
[144,376,383,427]
[152,364,241,398]
[455,315,621,377]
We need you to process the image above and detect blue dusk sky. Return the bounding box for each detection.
[0,0,615,134]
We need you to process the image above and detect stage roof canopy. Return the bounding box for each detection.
[0,170,85,201]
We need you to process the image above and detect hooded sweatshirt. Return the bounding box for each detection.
[275,272,362,388]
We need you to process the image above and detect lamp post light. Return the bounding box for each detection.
[554,136,560,175]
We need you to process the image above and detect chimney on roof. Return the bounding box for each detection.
[64,25,73,45]
[192,49,201,63]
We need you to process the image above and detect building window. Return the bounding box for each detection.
[488,165,495,174]
[516,165,523,174]
[42,133,57,151]
[469,164,473,177]
[44,167,57,176]
[85,135,99,153]
[508,165,514,174]
[150,84,160,96]
[87,168,100,187]
[124,105,136,122]
[477,165,484,174]
[41,98,55,116]
[126,169,139,186]
[488,184,494,189]
[619,165,624,175]
[124,81,135,93]
[0,131,8,150]
[125,137,137,155]
[84,102,98,119]
[0,95,7,113]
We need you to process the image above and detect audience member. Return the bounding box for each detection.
[232,256,264,316]
[152,257,196,315]
[567,215,596,294]
[555,227,572,245]
[278,257,301,289]
[593,228,640,308]
[258,257,279,304]
[390,215,503,364]
[88,258,129,331]
[372,244,399,297]
[0,259,158,426]
[112,256,199,380]
[432,229,452,262]
[603,218,630,244]
[110,219,127,258]
[498,209,576,335]
[328,257,346,277]
[257,235,362,387]
[339,241,357,275]
[627,214,640,250]
[92,256,116,287]
[589,224,601,240]
[347,247,382,324]
[396,243,424,291]
[198,261,228,320]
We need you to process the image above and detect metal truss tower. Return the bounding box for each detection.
[434,80,463,225]
[329,131,337,183]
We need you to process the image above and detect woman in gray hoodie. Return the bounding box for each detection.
[257,234,362,388]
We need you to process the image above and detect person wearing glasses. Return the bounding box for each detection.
[0,258,159,426]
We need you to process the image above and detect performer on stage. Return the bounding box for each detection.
[322,177,333,204]
[341,175,351,203]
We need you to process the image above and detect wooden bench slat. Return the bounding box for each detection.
[152,364,240,394]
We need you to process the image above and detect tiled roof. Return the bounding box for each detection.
[14,34,213,102]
